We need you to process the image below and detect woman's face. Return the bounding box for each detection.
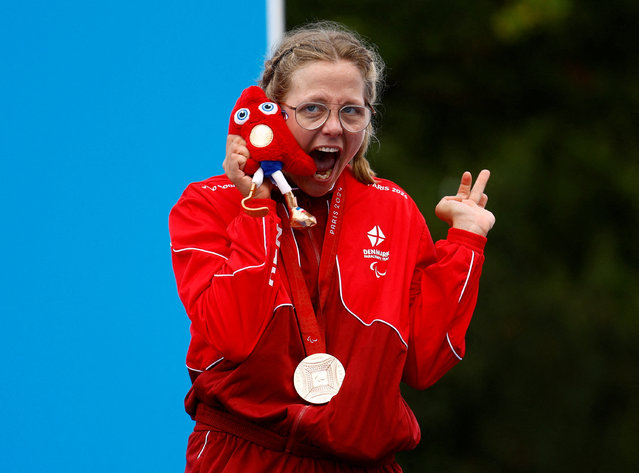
[281,60,367,197]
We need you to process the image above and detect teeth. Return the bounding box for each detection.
[316,147,339,153]
[315,168,333,179]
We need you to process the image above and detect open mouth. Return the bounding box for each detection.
[310,146,340,181]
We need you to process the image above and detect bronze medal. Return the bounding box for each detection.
[293,353,345,404]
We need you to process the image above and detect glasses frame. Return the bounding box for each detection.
[280,101,375,133]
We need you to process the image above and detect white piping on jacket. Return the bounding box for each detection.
[173,217,270,277]
[335,256,409,348]
[274,302,294,311]
[187,356,225,373]
[447,250,476,360]
[214,217,268,277]
[197,431,211,459]
[262,215,268,253]
[214,263,266,277]
[446,332,463,361]
[458,251,475,303]
[172,247,229,260]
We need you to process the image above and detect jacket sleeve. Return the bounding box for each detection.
[403,226,486,390]
[169,185,283,364]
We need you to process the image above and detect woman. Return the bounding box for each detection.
[169,21,495,473]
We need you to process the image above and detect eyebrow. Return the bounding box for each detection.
[298,97,366,106]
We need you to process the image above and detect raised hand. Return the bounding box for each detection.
[435,169,495,237]
[223,134,272,199]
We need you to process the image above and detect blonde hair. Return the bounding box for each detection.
[260,21,384,184]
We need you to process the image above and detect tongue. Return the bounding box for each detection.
[310,151,336,172]
[315,160,335,173]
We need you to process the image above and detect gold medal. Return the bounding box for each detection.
[293,353,345,404]
[249,124,274,148]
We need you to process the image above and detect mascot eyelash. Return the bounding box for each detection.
[229,86,317,228]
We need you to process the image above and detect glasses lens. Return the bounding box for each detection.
[295,103,329,130]
[339,105,371,132]
[294,103,372,132]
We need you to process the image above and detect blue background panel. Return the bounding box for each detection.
[1,1,266,471]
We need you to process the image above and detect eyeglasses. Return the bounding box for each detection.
[280,102,374,133]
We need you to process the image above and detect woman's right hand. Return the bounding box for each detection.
[223,135,272,199]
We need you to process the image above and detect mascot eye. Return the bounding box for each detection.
[258,102,278,115]
[234,108,250,125]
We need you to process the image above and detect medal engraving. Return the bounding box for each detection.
[293,353,345,404]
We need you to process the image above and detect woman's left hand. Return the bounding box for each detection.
[435,169,496,237]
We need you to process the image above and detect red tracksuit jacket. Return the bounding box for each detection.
[169,167,486,466]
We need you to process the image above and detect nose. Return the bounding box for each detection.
[321,109,343,136]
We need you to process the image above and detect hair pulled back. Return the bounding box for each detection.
[260,21,385,184]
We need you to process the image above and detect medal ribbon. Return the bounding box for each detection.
[317,180,345,314]
[277,174,347,356]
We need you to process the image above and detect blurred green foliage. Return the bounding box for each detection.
[287,1,639,471]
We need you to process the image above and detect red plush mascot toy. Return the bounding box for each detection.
[229,86,317,228]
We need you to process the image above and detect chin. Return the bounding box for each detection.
[298,177,335,197]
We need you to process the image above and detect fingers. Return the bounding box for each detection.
[469,169,490,203]
[225,135,249,168]
[223,134,253,196]
[227,134,247,150]
[448,169,492,209]
[437,170,494,236]
[223,135,273,200]
[224,136,249,173]
[448,190,488,207]
[455,171,472,198]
